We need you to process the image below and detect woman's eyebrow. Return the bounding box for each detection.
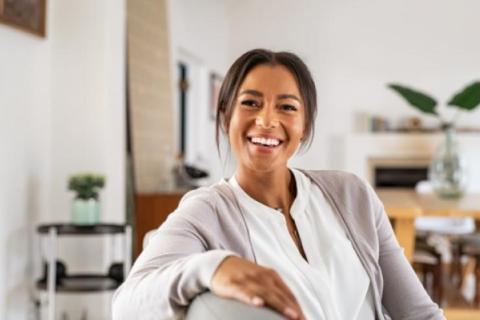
[239,90,301,102]
[239,89,263,97]
[277,94,301,102]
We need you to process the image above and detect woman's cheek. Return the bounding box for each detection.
[286,118,305,138]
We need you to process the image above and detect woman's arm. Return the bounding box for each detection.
[370,185,445,320]
[112,198,237,320]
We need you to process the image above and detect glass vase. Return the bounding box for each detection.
[428,125,467,198]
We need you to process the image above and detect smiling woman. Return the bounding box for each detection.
[112,49,445,320]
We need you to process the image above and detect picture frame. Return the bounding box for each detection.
[210,72,223,120]
[0,0,46,37]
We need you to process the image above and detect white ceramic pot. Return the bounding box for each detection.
[72,198,100,224]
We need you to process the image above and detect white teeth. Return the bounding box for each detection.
[250,137,280,146]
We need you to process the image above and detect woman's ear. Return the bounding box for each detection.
[301,124,309,141]
[300,130,306,141]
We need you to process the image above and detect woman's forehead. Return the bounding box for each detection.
[238,64,301,97]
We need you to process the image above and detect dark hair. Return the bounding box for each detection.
[215,49,317,154]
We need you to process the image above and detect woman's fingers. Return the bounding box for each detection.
[211,256,305,319]
[242,282,304,320]
[267,269,300,304]
[269,272,306,319]
[220,274,303,319]
[259,269,305,319]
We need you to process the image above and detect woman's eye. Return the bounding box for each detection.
[280,104,297,111]
[241,100,259,108]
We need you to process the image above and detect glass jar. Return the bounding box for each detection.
[429,125,468,198]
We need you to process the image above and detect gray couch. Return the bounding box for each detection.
[186,292,285,320]
[142,233,282,319]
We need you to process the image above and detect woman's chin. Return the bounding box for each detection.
[243,158,283,173]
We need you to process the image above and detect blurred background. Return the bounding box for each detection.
[1,0,480,319]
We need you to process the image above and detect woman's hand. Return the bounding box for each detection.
[211,256,306,320]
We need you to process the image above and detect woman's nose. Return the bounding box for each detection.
[255,108,279,128]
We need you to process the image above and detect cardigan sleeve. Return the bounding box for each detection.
[367,183,445,320]
[111,196,238,320]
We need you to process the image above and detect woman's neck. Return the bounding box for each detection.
[235,166,296,212]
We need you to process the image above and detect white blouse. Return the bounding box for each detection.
[228,168,375,320]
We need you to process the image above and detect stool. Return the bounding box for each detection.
[460,241,480,306]
[412,240,443,304]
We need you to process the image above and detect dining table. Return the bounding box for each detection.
[376,189,480,262]
[376,189,480,319]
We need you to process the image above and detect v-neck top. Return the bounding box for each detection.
[228,168,375,320]
[114,169,445,320]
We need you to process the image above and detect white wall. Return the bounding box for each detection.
[49,0,126,225]
[224,0,480,172]
[0,4,52,317]
[167,0,234,182]
[47,0,126,317]
[0,0,126,318]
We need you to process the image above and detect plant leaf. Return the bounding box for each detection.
[448,81,480,111]
[388,84,438,115]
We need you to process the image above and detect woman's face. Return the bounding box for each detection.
[228,64,305,173]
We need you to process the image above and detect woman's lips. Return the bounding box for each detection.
[246,136,283,153]
[247,135,283,145]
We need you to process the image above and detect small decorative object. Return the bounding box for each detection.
[0,0,47,37]
[107,262,125,283]
[39,259,67,285]
[210,72,223,120]
[173,155,209,189]
[369,115,391,132]
[388,81,480,198]
[68,173,105,224]
[403,116,423,132]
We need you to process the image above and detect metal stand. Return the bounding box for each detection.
[47,227,57,320]
[37,224,131,320]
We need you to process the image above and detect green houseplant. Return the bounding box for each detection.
[387,81,480,198]
[68,173,105,224]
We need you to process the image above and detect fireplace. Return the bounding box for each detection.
[343,133,480,192]
[368,157,430,188]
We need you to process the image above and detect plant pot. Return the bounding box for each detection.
[429,126,467,198]
[72,198,100,225]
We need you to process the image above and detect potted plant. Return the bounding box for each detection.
[68,173,105,224]
[387,81,480,198]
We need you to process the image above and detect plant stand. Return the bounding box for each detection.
[36,223,132,320]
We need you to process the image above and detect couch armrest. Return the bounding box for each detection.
[186,292,285,320]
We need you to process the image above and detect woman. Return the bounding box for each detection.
[112,49,444,320]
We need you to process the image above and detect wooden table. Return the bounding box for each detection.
[377,189,480,319]
[377,189,480,262]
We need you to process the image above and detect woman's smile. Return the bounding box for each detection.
[246,134,284,153]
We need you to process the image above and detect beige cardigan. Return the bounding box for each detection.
[112,170,444,320]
